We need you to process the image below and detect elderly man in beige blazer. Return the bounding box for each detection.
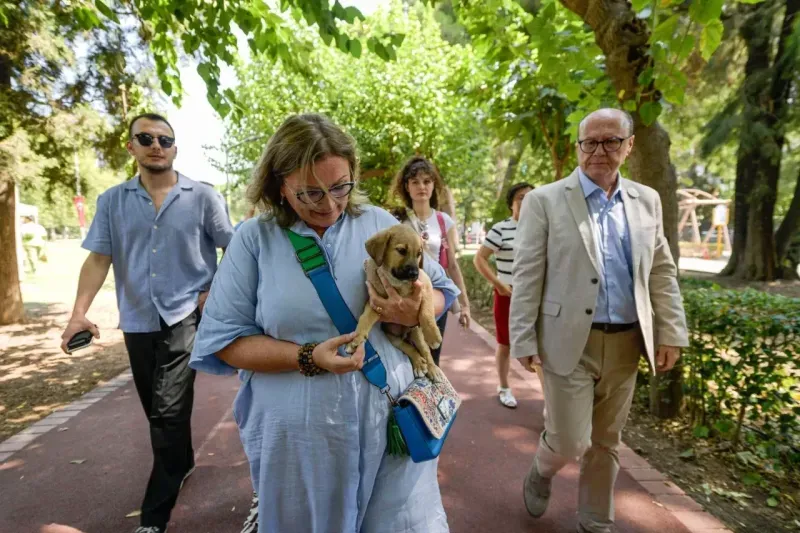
[510,108,689,533]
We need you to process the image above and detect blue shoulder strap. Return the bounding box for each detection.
[285,230,393,398]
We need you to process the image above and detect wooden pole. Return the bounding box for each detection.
[690,209,701,243]
[678,207,691,236]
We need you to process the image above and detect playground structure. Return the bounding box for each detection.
[677,189,731,259]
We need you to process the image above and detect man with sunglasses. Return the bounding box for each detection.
[510,108,688,533]
[60,113,234,533]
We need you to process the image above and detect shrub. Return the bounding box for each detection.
[681,285,800,462]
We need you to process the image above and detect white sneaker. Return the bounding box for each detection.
[498,387,518,408]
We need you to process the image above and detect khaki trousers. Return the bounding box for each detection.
[534,328,643,533]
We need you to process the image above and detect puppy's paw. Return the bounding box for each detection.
[422,327,442,349]
[412,360,429,379]
[426,365,443,382]
[345,339,364,355]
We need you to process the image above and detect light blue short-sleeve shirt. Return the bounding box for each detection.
[82,173,234,333]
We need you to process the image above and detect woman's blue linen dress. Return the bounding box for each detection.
[190,205,458,533]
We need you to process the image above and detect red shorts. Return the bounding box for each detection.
[493,288,511,346]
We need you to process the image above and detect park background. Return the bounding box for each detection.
[1,0,799,531]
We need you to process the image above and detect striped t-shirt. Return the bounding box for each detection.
[483,217,518,284]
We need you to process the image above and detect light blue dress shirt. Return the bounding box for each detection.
[578,169,637,324]
[82,173,234,332]
[190,205,458,533]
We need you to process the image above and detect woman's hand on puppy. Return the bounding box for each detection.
[312,332,366,374]
[367,272,422,327]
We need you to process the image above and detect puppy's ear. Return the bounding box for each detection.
[418,244,424,269]
[365,230,391,266]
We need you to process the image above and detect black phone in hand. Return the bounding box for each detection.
[66,330,94,353]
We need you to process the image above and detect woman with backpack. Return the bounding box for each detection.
[391,156,471,365]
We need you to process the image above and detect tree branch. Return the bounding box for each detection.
[553,0,678,187]
[538,111,561,174]
[557,0,651,99]
[558,0,590,19]
[537,111,555,149]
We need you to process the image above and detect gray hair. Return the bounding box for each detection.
[578,108,634,138]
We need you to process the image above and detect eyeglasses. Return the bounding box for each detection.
[133,133,176,149]
[577,136,631,154]
[285,181,356,205]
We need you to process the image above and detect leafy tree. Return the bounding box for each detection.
[0,1,148,323]
[0,0,403,325]
[224,2,497,223]
[448,0,609,182]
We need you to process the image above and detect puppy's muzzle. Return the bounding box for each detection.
[393,265,420,281]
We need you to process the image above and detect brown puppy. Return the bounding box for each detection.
[345,224,442,380]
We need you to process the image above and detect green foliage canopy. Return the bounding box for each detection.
[224,2,497,223]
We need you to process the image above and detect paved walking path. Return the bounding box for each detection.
[1,323,723,533]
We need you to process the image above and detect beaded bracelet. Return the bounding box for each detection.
[298,343,325,377]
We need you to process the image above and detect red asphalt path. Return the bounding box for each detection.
[0,325,690,533]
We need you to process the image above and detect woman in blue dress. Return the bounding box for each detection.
[190,114,458,533]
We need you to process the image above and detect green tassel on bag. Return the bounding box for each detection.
[387,409,409,457]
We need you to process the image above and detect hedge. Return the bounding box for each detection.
[681,283,800,457]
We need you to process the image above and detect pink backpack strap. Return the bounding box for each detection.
[436,211,449,268]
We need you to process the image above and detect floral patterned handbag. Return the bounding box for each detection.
[393,372,461,462]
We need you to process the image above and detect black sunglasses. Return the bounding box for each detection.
[133,132,175,148]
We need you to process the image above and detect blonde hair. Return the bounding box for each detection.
[247,113,366,228]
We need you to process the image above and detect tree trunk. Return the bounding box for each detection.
[720,7,765,277]
[537,104,573,182]
[627,120,681,265]
[740,169,780,280]
[775,167,800,263]
[556,0,683,418]
[773,0,800,267]
[720,143,755,275]
[629,121,683,418]
[724,0,798,280]
[0,21,25,324]
[0,178,25,324]
[489,138,527,225]
[441,186,457,221]
[553,155,565,182]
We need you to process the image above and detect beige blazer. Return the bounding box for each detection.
[509,169,689,376]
